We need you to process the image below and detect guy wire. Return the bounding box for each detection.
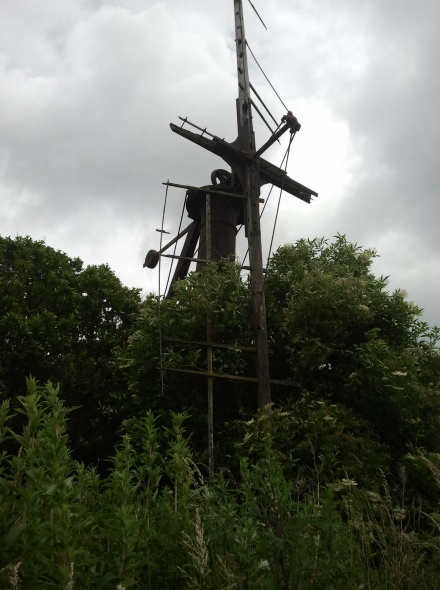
[164,193,188,295]
[266,132,295,267]
[246,40,289,112]
[241,136,292,266]
[247,0,267,30]
[158,181,169,396]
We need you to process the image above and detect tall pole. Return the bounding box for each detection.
[206,193,214,478]
[234,0,271,408]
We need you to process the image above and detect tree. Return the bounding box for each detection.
[0,235,141,463]
[117,260,256,449]
[264,237,440,455]
[119,236,440,493]
[2,236,440,587]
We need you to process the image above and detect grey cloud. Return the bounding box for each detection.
[1,0,439,327]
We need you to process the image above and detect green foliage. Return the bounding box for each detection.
[0,378,94,588]
[237,429,363,589]
[340,470,440,590]
[265,237,440,455]
[121,237,440,468]
[117,260,255,446]
[2,234,440,586]
[2,385,440,589]
[0,235,141,463]
[232,401,388,495]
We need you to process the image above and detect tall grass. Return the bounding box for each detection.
[0,382,439,588]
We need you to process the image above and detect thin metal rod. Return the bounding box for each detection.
[178,116,216,139]
[162,253,259,272]
[164,192,188,295]
[250,82,279,127]
[235,0,271,408]
[162,254,211,264]
[155,224,191,257]
[167,367,258,383]
[206,192,214,479]
[254,121,291,158]
[251,99,278,137]
[247,0,267,30]
[267,133,295,266]
[158,181,169,396]
[246,40,289,112]
[163,182,245,200]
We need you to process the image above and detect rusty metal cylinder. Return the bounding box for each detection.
[186,188,244,270]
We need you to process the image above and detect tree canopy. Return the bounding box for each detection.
[1,234,440,587]
[119,236,440,495]
[0,235,141,463]
[2,234,440,500]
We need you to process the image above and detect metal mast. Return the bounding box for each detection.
[234,0,271,407]
[144,0,318,418]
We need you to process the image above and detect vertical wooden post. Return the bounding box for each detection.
[206,192,214,478]
[234,0,271,408]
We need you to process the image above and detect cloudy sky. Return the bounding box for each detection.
[1,0,439,327]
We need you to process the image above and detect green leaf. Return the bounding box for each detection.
[4,522,27,546]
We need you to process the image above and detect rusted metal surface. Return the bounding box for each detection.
[234,0,272,408]
[143,224,192,269]
[186,184,244,271]
[165,220,200,299]
[169,123,317,203]
[143,0,318,412]
[206,191,214,478]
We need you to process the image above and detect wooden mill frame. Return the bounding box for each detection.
[144,0,317,475]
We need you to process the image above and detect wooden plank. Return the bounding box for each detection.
[163,182,246,200]
[164,367,295,387]
[165,367,259,383]
[169,124,317,203]
[164,337,257,352]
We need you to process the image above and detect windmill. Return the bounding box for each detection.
[144,0,317,471]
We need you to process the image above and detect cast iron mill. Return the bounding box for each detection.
[144,0,317,415]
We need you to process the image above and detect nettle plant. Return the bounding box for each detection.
[2,236,440,588]
[120,237,440,463]
[1,381,440,589]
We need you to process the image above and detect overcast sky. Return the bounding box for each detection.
[1,0,439,327]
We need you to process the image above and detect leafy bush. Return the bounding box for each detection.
[0,235,141,463]
[1,382,440,589]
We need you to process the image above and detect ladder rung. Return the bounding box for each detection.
[161,253,262,272]
[164,337,256,352]
[164,367,296,387]
[165,367,258,383]
[163,182,264,202]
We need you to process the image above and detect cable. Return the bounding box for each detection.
[251,99,278,136]
[247,0,267,30]
[250,82,280,128]
[241,136,293,266]
[266,132,295,267]
[164,193,188,295]
[246,41,289,112]
[158,181,169,396]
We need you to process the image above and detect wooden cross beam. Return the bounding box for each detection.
[146,0,317,409]
[166,1,317,408]
[170,122,317,204]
